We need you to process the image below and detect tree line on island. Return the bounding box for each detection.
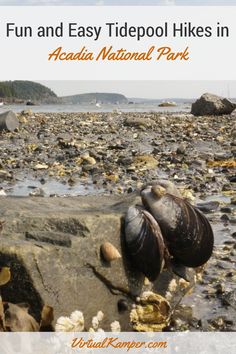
[0,81,128,105]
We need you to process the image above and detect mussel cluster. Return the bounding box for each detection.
[125,181,214,282]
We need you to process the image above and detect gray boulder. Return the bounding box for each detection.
[0,111,19,132]
[0,195,198,331]
[191,93,236,116]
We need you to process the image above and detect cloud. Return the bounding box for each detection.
[0,0,234,6]
[159,0,176,4]
[0,0,84,4]
[0,0,176,5]
[96,0,105,5]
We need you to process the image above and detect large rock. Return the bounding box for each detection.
[0,110,19,132]
[0,195,198,331]
[191,93,236,116]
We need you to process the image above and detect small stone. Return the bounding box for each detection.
[127,187,134,194]
[180,189,195,202]
[0,188,6,196]
[132,155,158,170]
[176,144,186,155]
[117,299,129,313]
[29,188,45,197]
[105,174,119,183]
[221,214,230,222]
[215,283,225,295]
[34,163,49,170]
[81,153,96,166]
[21,109,33,116]
[19,115,28,124]
[222,184,232,191]
[231,232,236,238]
[231,197,236,205]
[229,176,236,183]
[100,242,121,262]
[220,207,232,214]
[216,136,224,143]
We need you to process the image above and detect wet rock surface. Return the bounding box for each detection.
[0,110,236,331]
[0,195,197,331]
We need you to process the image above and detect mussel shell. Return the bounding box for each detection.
[141,187,214,268]
[141,180,181,198]
[125,206,165,281]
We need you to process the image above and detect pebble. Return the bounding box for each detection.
[229,176,236,183]
[220,207,232,214]
[176,144,186,155]
[0,188,6,196]
[117,299,129,313]
[231,232,236,238]
[231,197,236,205]
[29,188,45,197]
[221,214,230,222]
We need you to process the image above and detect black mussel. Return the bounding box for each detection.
[141,185,214,268]
[125,206,165,281]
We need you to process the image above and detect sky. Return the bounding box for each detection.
[38,81,236,99]
[0,1,236,5]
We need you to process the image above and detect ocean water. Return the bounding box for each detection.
[0,102,191,114]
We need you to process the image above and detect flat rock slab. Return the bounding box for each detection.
[0,195,197,331]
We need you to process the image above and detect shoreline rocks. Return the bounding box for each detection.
[191,93,236,116]
[0,111,235,199]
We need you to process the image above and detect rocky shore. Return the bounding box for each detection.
[0,110,235,197]
[0,110,236,331]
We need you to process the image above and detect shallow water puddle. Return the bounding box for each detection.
[1,176,105,197]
